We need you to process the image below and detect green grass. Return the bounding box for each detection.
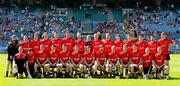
[0,54,180,86]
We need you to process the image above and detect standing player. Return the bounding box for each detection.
[125,35,136,54]
[31,32,41,54]
[142,48,153,79]
[119,45,129,78]
[58,44,71,77]
[75,32,85,53]
[83,46,95,76]
[148,35,158,57]
[103,33,114,54]
[51,32,62,52]
[85,35,92,47]
[106,46,120,78]
[40,32,52,53]
[19,35,31,55]
[153,47,169,79]
[129,44,143,78]
[62,31,75,52]
[114,34,123,56]
[136,35,148,56]
[6,35,19,77]
[71,45,84,78]
[92,34,104,53]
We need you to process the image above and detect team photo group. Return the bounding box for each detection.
[6,31,175,80]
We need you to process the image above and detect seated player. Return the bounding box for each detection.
[142,48,153,79]
[34,44,49,78]
[119,44,130,78]
[92,45,107,77]
[47,44,59,77]
[129,44,143,78]
[71,45,84,78]
[58,44,72,78]
[26,48,36,78]
[106,46,120,78]
[83,46,95,77]
[152,47,169,79]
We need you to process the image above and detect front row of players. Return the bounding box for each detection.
[13,44,169,79]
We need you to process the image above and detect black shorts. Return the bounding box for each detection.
[143,66,152,75]
[15,59,27,75]
[7,55,14,63]
[166,54,170,60]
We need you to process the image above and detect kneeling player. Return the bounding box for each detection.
[34,44,49,78]
[152,47,169,79]
[92,45,107,77]
[142,48,153,79]
[129,44,143,78]
[83,46,95,77]
[106,46,120,78]
[71,45,84,78]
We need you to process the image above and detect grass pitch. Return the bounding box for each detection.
[0,54,180,86]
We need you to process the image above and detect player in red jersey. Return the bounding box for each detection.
[58,44,72,77]
[136,35,148,56]
[106,46,120,78]
[19,35,31,55]
[103,33,114,53]
[62,31,75,52]
[148,35,158,56]
[92,45,107,77]
[51,32,62,52]
[119,45,130,78]
[125,35,136,54]
[129,44,143,78]
[40,32,52,53]
[34,44,49,78]
[31,32,41,54]
[71,45,84,77]
[114,34,123,56]
[26,48,36,78]
[92,34,104,53]
[157,32,175,62]
[75,32,85,53]
[142,48,153,79]
[152,47,169,79]
[83,46,95,75]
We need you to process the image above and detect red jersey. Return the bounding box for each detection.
[71,52,83,64]
[51,38,62,51]
[108,52,118,64]
[92,40,104,53]
[15,53,26,60]
[40,39,52,53]
[120,51,129,64]
[49,51,59,63]
[154,53,166,66]
[142,54,153,68]
[114,41,123,55]
[125,41,136,54]
[62,37,75,52]
[136,41,148,55]
[103,39,114,53]
[157,39,173,55]
[27,54,36,65]
[37,51,49,64]
[59,51,71,63]
[130,51,141,64]
[148,41,158,55]
[83,52,95,64]
[75,40,85,53]
[19,42,31,54]
[31,40,41,54]
[95,51,107,65]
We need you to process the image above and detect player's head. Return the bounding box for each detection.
[94,33,98,41]
[62,44,67,52]
[127,35,132,41]
[145,47,150,54]
[11,35,17,41]
[73,45,79,52]
[18,46,23,53]
[132,44,137,52]
[115,34,120,41]
[65,31,71,38]
[150,35,155,41]
[106,33,110,40]
[28,48,33,55]
[51,44,56,52]
[86,35,91,41]
[43,32,49,39]
[40,44,45,51]
[85,46,91,52]
[111,46,115,52]
[157,47,162,54]
[161,32,167,40]
[23,35,29,42]
[123,44,127,51]
[99,45,104,52]
[53,32,59,39]
[34,32,39,40]
[138,35,144,41]
[76,32,81,40]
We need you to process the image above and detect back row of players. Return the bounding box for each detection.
[7,31,175,79]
